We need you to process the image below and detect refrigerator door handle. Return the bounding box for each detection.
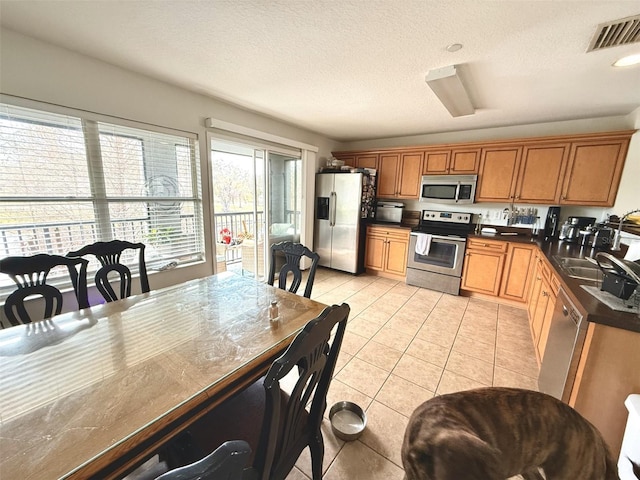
[329,191,337,226]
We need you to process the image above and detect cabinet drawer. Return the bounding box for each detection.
[367,226,409,240]
[467,238,508,252]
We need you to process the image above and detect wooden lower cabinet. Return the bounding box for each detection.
[365,226,409,280]
[570,323,640,457]
[525,253,558,363]
[461,239,507,296]
[499,243,536,301]
[462,239,537,303]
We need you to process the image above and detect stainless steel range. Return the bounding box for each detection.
[406,209,473,295]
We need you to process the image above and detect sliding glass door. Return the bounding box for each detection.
[210,138,301,280]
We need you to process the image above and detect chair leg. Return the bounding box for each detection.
[309,435,325,480]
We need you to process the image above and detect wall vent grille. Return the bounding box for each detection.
[587,14,640,52]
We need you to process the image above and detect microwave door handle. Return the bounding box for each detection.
[455,181,461,203]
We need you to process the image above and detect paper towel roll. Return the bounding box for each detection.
[624,241,640,262]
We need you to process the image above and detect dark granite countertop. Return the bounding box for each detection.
[468,232,640,333]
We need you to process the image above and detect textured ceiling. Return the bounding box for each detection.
[1,0,640,141]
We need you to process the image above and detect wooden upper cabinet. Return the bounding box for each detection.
[335,153,379,169]
[378,152,422,198]
[476,146,523,202]
[514,143,569,204]
[333,153,355,167]
[422,148,479,174]
[422,150,450,174]
[355,154,379,170]
[332,130,632,206]
[397,152,423,197]
[450,148,481,174]
[377,153,401,197]
[560,139,629,206]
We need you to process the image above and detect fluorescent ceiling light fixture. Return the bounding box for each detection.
[425,65,475,117]
[613,53,640,67]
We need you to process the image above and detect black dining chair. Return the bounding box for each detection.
[267,241,320,299]
[163,303,350,480]
[67,240,150,303]
[0,254,90,327]
[154,441,251,480]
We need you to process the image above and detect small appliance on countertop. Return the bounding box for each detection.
[375,201,405,224]
[558,216,596,243]
[543,206,561,241]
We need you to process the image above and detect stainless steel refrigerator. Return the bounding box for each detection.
[314,171,375,274]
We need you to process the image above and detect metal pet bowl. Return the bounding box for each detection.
[329,401,367,441]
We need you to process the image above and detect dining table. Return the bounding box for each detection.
[0,271,328,480]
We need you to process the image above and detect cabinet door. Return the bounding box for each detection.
[561,140,629,206]
[450,148,481,174]
[365,233,386,271]
[385,236,409,276]
[422,150,450,174]
[476,146,522,202]
[377,154,400,197]
[397,152,423,198]
[515,144,569,204]
[531,278,551,343]
[461,250,505,296]
[356,154,379,170]
[527,265,542,327]
[334,154,356,167]
[499,243,536,302]
[537,290,556,360]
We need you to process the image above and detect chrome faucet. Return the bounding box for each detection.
[611,208,640,251]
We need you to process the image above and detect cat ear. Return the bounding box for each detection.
[431,430,503,480]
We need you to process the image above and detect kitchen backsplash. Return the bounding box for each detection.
[401,200,613,231]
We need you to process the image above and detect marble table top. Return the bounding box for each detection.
[0,271,327,479]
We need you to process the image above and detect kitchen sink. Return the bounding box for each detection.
[563,266,602,282]
[553,256,601,281]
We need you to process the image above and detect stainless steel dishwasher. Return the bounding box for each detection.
[538,287,587,402]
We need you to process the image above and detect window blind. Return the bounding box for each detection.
[0,102,204,290]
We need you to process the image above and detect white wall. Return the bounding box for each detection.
[0,28,340,293]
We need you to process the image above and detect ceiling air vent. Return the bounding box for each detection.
[587,14,640,52]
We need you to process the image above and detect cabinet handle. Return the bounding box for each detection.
[542,291,548,297]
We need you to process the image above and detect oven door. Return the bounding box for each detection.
[408,233,466,277]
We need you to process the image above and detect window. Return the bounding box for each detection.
[0,102,204,289]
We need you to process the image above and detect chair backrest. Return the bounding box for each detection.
[267,242,320,298]
[0,254,89,327]
[67,240,150,302]
[155,440,251,480]
[253,303,350,480]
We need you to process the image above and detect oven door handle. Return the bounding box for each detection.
[410,232,466,242]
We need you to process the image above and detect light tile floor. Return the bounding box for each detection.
[287,267,539,480]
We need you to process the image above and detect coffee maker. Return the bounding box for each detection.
[543,206,561,241]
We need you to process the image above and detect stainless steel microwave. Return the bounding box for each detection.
[420,174,477,204]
